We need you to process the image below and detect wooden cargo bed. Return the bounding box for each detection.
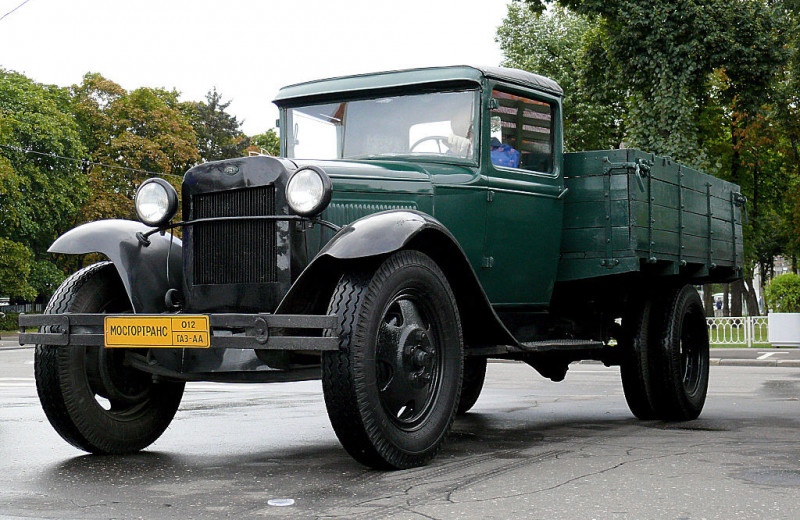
[557,149,744,283]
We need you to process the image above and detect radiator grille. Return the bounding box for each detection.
[192,186,277,285]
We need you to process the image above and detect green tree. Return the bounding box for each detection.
[0,237,35,301]
[512,1,792,315]
[28,259,64,301]
[72,73,199,222]
[0,69,87,300]
[765,273,800,312]
[182,88,249,162]
[496,4,625,151]
[249,129,280,156]
[775,5,800,264]
[520,0,786,169]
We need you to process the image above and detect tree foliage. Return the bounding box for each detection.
[0,237,35,301]
[497,5,625,151]
[1,70,260,302]
[250,129,280,156]
[765,273,800,313]
[72,73,200,222]
[182,88,249,162]
[517,0,786,167]
[0,70,87,300]
[507,1,799,312]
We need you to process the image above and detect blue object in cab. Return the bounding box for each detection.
[490,137,520,168]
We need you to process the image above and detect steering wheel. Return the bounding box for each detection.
[410,135,449,153]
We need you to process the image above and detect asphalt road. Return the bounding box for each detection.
[2,348,800,519]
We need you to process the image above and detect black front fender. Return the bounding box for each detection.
[316,210,441,260]
[48,220,182,313]
[277,210,517,348]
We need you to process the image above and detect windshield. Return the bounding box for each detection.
[285,90,478,161]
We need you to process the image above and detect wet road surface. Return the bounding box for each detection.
[2,348,800,519]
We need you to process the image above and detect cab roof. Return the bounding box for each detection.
[272,65,563,106]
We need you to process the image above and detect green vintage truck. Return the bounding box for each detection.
[22,65,744,469]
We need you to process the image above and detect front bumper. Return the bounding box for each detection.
[18,313,338,351]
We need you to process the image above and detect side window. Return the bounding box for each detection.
[490,90,553,173]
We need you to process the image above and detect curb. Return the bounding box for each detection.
[0,333,24,351]
[710,358,800,368]
[0,346,32,351]
[574,359,800,368]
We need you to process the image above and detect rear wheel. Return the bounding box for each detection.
[651,284,710,420]
[35,262,184,454]
[322,251,463,469]
[619,296,660,419]
[457,357,487,415]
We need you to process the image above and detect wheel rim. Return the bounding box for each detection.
[375,291,443,429]
[679,307,707,396]
[81,298,155,418]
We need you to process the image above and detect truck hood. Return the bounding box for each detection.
[290,158,478,194]
[292,158,432,182]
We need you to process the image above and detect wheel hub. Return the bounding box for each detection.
[376,295,443,427]
[402,328,435,385]
[87,347,151,405]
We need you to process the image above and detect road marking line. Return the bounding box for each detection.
[0,378,34,381]
[757,352,789,360]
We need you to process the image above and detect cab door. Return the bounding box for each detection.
[478,85,565,306]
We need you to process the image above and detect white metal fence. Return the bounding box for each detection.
[0,303,44,314]
[707,316,769,347]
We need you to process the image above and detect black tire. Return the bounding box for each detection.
[457,357,487,415]
[619,294,667,420]
[35,262,185,454]
[322,251,463,469]
[651,284,710,421]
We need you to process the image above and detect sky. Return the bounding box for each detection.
[0,0,511,135]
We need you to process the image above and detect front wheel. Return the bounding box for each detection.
[322,251,463,469]
[35,262,184,454]
[457,357,487,415]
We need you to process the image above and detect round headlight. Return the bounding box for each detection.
[135,178,179,227]
[286,166,332,216]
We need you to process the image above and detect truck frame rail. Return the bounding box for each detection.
[19,313,339,351]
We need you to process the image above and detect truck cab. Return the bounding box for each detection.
[22,66,743,470]
[277,65,566,307]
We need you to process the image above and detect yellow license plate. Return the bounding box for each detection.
[104,315,210,348]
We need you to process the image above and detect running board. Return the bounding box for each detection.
[520,339,605,353]
[467,339,604,357]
